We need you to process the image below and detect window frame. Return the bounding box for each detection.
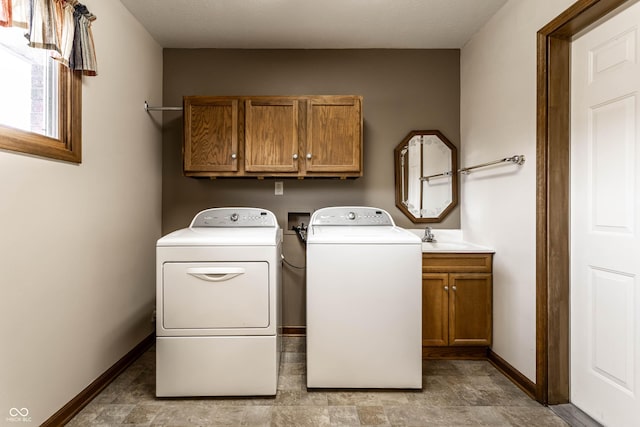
[0,64,82,163]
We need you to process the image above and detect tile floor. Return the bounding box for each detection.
[68,337,568,426]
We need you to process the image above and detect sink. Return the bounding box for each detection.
[422,241,494,253]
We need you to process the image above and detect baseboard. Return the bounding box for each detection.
[282,326,306,336]
[487,348,536,399]
[41,333,155,427]
[422,346,489,359]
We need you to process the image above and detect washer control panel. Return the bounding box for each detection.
[190,208,278,228]
[310,206,395,226]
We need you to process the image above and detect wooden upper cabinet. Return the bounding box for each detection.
[182,95,362,178]
[306,96,362,174]
[245,99,299,172]
[183,97,238,173]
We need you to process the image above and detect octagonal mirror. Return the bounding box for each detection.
[394,130,458,223]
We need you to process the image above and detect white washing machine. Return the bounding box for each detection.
[306,206,422,389]
[156,207,282,397]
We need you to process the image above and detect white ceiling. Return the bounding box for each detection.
[120,0,507,49]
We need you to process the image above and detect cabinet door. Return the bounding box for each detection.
[245,99,299,172]
[422,273,449,346]
[306,96,362,173]
[448,273,492,346]
[184,98,238,172]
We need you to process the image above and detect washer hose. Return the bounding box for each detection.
[282,223,308,269]
[292,223,307,243]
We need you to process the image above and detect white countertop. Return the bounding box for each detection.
[420,240,494,253]
[407,229,495,253]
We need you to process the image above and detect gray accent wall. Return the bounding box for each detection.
[162,49,460,327]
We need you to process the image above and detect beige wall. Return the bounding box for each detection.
[162,49,460,326]
[460,0,575,382]
[0,1,163,424]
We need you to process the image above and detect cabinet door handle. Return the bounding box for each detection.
[231,153,237,160]
[452,285,457,291]
[306,153,312,159]
[444,286,449,291]
[293,153,299,160]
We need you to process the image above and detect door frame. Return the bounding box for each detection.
[536,0,635,404]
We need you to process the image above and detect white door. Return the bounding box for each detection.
[571,2,640,426]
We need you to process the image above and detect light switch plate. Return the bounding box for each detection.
[275,181,283,195]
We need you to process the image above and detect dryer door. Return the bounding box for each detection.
[162,262,270,330]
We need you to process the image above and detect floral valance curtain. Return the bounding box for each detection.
[0,0,97,76]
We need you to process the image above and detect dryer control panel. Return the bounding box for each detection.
[310,206,395,226]
[190,208,278,228]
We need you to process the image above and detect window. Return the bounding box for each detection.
[0,26,82,163]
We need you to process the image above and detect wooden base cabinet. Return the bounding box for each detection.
[422,253,493,356]
[183,95,362,178]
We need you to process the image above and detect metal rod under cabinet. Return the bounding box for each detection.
[144,101,183,112]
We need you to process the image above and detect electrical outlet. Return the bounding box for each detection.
[275,181,284,195]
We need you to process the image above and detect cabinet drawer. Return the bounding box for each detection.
[422,253,492,273]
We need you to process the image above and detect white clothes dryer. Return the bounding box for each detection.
[156,207,282,397]
[306,206,422,389]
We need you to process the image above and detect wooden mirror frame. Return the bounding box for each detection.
[394,130,459,223]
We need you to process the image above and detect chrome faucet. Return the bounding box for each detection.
[422,226,436,242]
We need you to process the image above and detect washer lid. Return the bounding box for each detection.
[308,225,420,244]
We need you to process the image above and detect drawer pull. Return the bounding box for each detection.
[186,267,245,282]
[452,285,457,291]
[444,286,449,291]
